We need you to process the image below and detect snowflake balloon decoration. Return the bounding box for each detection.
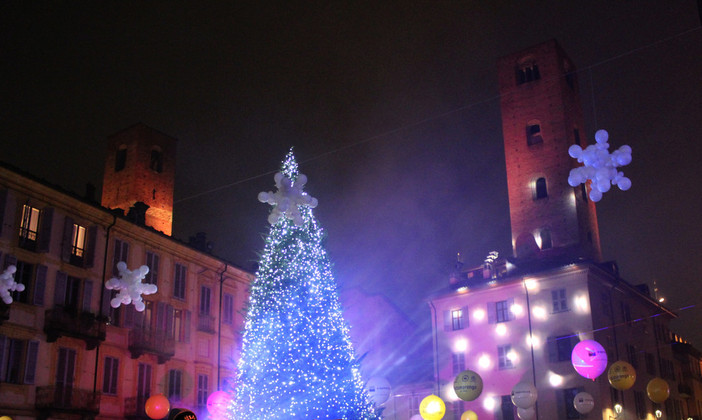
[258,172,318,226]
[105,261,157,312]
[568,129,632,202]
[0,265,24,304]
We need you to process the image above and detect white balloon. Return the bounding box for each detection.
[595,129,609,144]
[618,177,632,191]
[589,189,603,202]
[568,145,582,158]
[511,382,538,409]
[573,392,595,414]
[518,406,536,420]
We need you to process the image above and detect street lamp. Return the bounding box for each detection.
[655,409,662,418]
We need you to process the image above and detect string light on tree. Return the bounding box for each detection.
[567,129,632,202]
[105,262,157,312]
[0,265,24,304]
[230,149,378,420]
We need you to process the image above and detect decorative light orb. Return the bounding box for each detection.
[655,409,663,418]
[460,410,478,420]
[614,403,623,414]
[608,361,637,390]
[453,369,483,401]
[482,396,497,411]
[145,394,170,419]
[473,309,486,321]
[532,306,547,320]
[478,354,491,369]
[548,372,563,387]
[366,376,391,406]
[419,394,446,420]
[510,303,523,316]
[573,392,595,414]
[647,378,670,403]
[495,324,507,336]
[517,406,535,420]
[571,340,608,380]
[454,338,468,352]
[511,382,538,409]
[206,390,231,417]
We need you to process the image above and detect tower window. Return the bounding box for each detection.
[150,148,163,173]
[526,122,543,145]
[115,146,127,172]
[534,177,548,200]
[516,57,540,85]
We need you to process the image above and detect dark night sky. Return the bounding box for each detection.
[2,2,701,349]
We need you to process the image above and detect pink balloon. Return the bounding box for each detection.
[572,340,608,380]
[207,390,231,417]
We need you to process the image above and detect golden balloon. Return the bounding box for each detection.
[419,394,446,420]
[608,360,636,390]
[646,377,670,403]
[460,410,478,420]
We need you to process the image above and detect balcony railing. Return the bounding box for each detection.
[125,395,150,419]
[128,327,175,364]
[197,313,216,333]
[36,385,100,417]
[44,308,106,350]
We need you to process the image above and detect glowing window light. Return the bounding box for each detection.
[532,306,547,320]
[510,303,523,316]
[548,372,564,387]
[473,308,486,321]
[495,323,507,336]
[454,338,468,352]
[478,354,491,369]
[482,395,498,411]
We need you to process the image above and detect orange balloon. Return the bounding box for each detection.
[646,378,670,403]
[145,394,171,419]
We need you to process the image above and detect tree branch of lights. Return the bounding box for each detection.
[568,129,632,202]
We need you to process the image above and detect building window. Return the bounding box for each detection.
[0,335,39,384]
[150,148,163,173]
[200,286,212,315]
[539,228,552,249]
[660,359,675,381]
[171,308,191,343]
[452,401,464,420]
[3,257,45,305]
[451,309,464,330]
[634,391,646,419]
[516,59,540,85]
[601,291,611,317]
[168,369,182,401]
[562,388,581,419]
[197,374,209,409]
[173,263,186,300]
[627,344,639,369]
[115,146,127,172]
[113,239,130,276]
[549,335,576,362]
[102,356,119,395]
[19,204,41,251]
[645,352,656,375]
[622,303,632,325]
[495,300,514,323]
[534,177,548,199]
[70,223,87,266]
[145,252,159,285]
[552,289,568,312]
[453,353,466,375]
[498,345,513,369]
[500,395,514,420]
[54,273,90,315]
[223,293,234,325]
[409,394,420,417]
[526,122,543,145]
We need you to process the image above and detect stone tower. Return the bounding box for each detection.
[497,40,601,261]
[101,123,177,235]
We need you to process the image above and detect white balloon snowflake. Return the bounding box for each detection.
[105,261,157,312]
[1,265,24,304]
[258,172,318,226]
[568,129,632,202]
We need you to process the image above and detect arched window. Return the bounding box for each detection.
[527,121,543,145]
[516,56,541,85]
[535,177,548,199]
[150,147,163,173]
[115,145,127,172]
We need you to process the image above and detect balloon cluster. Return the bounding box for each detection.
[511,382,538,420]
[0,265,24,304]
[258,172,318,226]
[105,262,157,312]
[567,129,632,202]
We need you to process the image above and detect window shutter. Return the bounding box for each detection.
[101,287,112,317]
[0,335,6,381]
[4,254,17,269]
[184,310,191,343]
[61,217,74,262]
[34,264,47,305]
[156,302,166,332]
[487,302,496,324]
[82,280,93,313]
[24,340,39,384]
[166,305,174,339]
[54,271,67,306]
[37,207,54,253]
[548,336,558,363]
[443,310,451,331]
[0,189,7,236]
[84,226,97,268]
[508,298,515,321]
[124,305,135,328]
[463,306,470,328]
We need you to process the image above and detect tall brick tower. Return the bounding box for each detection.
[101,123,177,235]
[497,40,601,261]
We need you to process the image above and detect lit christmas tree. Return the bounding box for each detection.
[229,150,379,420]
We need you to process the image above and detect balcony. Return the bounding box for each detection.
[44,308,106,350]
[128,327,175,364]
[197,313,216,333]
[35,386,100,419]
[125,395,149,419]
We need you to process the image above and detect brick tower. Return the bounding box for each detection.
[101,123,177,235]
[497,40,601,261]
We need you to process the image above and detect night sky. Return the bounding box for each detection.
[2,2,701,349]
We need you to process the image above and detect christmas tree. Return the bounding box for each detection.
[229,150,379,420]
